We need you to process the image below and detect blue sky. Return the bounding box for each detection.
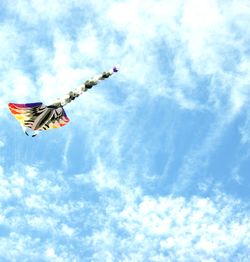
[0,0,250,261]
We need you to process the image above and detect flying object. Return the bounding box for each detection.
[8,66,119,137]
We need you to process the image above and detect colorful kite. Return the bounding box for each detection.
[8,66,119,136]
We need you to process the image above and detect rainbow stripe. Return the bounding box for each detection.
[8,102,70,131]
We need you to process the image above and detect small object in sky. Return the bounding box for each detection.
[8,66,119,137]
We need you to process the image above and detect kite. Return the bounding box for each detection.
[8,66,119,137]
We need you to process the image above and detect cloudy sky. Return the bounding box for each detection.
[0,0,250,261]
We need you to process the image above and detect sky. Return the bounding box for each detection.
[0,0,250,261]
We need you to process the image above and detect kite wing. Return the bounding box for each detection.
[42,106,70,130]
[8,102,70,131]
[8,102,43,129]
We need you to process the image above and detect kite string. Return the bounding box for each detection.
[57,66,119,107]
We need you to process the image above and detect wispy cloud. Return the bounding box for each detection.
[75,161,250,261]
[0,162,249,261]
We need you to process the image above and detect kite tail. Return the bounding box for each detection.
[56,66,119,107]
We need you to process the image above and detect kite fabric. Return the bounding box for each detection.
[8,102,70,131]
[8,66,119,136]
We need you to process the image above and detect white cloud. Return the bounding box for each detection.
[7,0,71,24]
[61,224,75,237]
[0,161,248,261]
[0,0,249,116]
[0,140,5,148]
[71,161,250,260]
[25,166,38,179]
[116,194,250,260]
[46,247,56,258]
[1,0,248,124]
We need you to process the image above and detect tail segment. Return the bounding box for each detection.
[57,66,119,106]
